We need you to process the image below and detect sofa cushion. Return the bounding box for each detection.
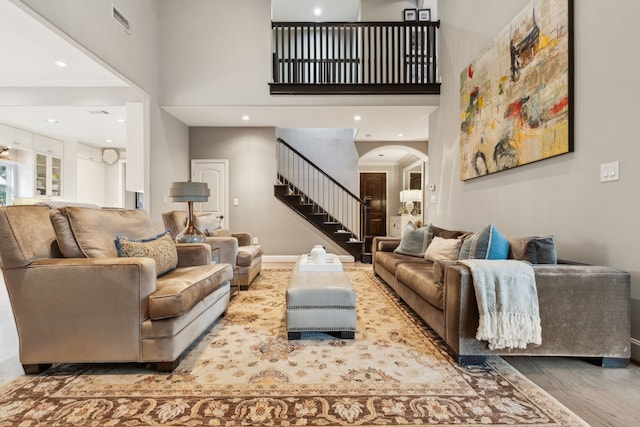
[237,245,263,266]
[396,262,444,310]
[394,222,432,257]
[462,223,510,260]
[50,208,85,258]
[432,225,469,240]
[374,250,427,275]
[424,236,462,261]
[206,228,232,238]
[115,231,178,277]
[150,263,233,320]
[194,213,221,234]
[509,235,557,264]
[53,207,157,258]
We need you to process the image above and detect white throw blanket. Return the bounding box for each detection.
[458,259,541,350]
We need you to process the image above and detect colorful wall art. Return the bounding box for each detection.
[459,0,573,180]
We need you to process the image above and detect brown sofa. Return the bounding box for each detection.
[0,205,233,373]
[162,211,263,289]
[372,226,631,367]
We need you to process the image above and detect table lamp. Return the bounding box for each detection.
[168,180,210,243]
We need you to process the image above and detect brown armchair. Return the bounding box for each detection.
[162,211,263,289]
[0,205,233,373]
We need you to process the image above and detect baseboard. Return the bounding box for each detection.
[631,338,640,363]
[263,255,355,263]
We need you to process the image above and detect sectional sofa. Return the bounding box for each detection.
[372,224,631,367]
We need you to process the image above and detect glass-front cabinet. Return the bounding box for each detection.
[35,152,62,197]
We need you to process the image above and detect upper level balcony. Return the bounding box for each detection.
[270,21,440,95]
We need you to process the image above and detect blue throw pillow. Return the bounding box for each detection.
[464,223,510,260]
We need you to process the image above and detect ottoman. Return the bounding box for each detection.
[286,259,356,340]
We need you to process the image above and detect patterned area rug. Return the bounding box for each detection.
[0,267,586,426]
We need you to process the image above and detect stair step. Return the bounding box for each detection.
[311,212,328,223]
[274,184,289,195]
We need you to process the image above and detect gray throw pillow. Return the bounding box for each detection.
[508,235,557,264]
[394,222,432,257]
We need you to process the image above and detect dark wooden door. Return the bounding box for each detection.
[360,172,386,237]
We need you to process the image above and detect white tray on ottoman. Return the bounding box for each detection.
[286,257,356,340]
[298,253,343,272]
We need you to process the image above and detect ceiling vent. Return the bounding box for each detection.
[112,5,131,33]
[88,110,110,115]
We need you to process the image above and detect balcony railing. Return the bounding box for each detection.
[270,21,440,95]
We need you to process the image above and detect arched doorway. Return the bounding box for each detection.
[358,146,428,237]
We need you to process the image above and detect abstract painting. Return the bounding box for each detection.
[460,0,573,180]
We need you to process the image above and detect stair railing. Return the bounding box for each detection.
[276,138,370,243]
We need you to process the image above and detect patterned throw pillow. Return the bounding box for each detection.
[461,223,510,260]
[115,231,178,276]
[394,222,432,257]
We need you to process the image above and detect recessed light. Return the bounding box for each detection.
[106,139,113,143]
[398,133,405,137]
[47,118,58,123]
[314,7,322,16]
[54,60,68,68]
[116,118,126,123]
[241,115,250,121]
[353,115,362,121]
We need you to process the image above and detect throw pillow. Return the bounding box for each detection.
[394,222,432,257]
[457,236,473,259]
[424,236,462,262]
[463,223,510,260]
[509,235,557,264]
[115,231,178,277]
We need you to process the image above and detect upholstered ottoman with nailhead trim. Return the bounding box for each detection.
[286,258,356,340]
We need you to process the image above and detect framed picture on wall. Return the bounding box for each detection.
[403,9,417,22]
[418,9,431,22]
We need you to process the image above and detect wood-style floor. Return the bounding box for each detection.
[2,264,639,426]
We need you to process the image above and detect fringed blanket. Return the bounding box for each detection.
[458,259,541,350]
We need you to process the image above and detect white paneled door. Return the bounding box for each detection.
[191,159,228,228]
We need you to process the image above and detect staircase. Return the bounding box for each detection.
[274,138,372,262]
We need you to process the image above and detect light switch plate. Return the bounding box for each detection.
[600,161,620,182]
[233,198,239,206]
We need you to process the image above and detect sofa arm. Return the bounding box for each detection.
[3,257,158,364]
[176,243,211,267]
[232,232,252,247]
[443,263,631,360]
[204,236,239,266]
[372,236,401,253]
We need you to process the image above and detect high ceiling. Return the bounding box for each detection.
[0,0,432,164]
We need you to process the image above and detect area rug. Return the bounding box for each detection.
[0,267,587,426]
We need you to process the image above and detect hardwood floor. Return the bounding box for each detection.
[504,356,640,427]
[1,264,639,426]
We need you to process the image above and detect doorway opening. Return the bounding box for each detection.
[358,146,428,237]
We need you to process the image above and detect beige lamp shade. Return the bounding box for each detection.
[400,189,422,202]
[168,181,210,202]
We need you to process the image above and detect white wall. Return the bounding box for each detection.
[189,127,347,256]
[361,0,438,21]
[431,0,640,360]
[277,128,360,195]
[18,0,189,231]
[158,0,435,109]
